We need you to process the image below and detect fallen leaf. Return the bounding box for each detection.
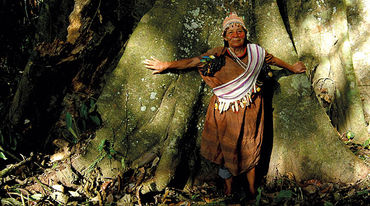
[51,191,69,204]
[303,185,317,194]
[52,184,64,193]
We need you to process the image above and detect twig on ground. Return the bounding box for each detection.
[136,184,142,206]
[0,156,31,178]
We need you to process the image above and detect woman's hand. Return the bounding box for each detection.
[291,61,306,74]
[143,57,170,74]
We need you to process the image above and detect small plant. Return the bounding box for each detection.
[273,190,294,204]
[79,99,101,130]
[0,132,7,160]
[64,99,102,143]
[98,139,117,159]
[87,139,118,173]
[66,112,79,143]
[0,151,7,160]
[346,131,355,140]
[255,187,262,206]
[362,139,369,149]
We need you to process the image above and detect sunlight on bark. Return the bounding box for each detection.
[67,0,91,44]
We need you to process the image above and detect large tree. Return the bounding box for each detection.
[2,0,369,198]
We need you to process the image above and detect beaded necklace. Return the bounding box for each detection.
[227,47,249,71]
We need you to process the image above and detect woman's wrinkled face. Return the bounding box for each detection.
[223,24,245,48]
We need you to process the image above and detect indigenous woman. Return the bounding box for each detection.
[144,13,306,196]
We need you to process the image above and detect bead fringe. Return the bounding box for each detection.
[215,86,260,113]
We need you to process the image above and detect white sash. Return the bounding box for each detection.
[213,44,265,113]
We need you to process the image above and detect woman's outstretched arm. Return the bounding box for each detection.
[265,53,306,74]
[144,56,201,74]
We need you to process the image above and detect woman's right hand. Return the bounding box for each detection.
[291,61,306,74]
[143,57,170,74]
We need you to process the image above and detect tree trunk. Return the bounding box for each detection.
[346,0,370,134]
[11,0,369,196]
[73,0,369,194]
[282,0,369,143]
[253,0,369,182]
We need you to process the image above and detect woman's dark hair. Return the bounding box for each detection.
[223,27,251,47]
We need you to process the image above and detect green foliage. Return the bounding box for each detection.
[80,103,88,119]
[121,157,126,170]
[0,151,7,160]
[346,131,355,140]
[88,139,118,172]
[89,115,101,127]
[362,139,370,149]
[324,201,334,206]
[66,112,79,143]
[52,163,58,169]
[65,99,101,144]
[66,112,73,128]
[274,190,293,203]
[98,139,117,157]
[109,148,117,159]
[191,194,200,200]
[80,99,101,130]
[256,187,262,206]
[98,139,107,152]
[0,145,7,160]
[87,152,106,173]
[356,189,368,196]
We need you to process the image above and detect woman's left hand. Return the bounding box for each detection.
[143,57,170,74]
[291,61,306,74]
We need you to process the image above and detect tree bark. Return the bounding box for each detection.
[346,0,370,133]
[10,0,369,195]
[282,0,369,143]
[251,0,369,184]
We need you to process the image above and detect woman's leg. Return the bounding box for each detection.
[246,167,256,195]
[224,177,233,195]
[218,167,233,195]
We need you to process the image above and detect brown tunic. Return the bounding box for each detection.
[198,46,273,176]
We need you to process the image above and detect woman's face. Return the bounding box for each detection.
[224,24,245,48]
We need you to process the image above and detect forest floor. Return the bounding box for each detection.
[0,136,368,206]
